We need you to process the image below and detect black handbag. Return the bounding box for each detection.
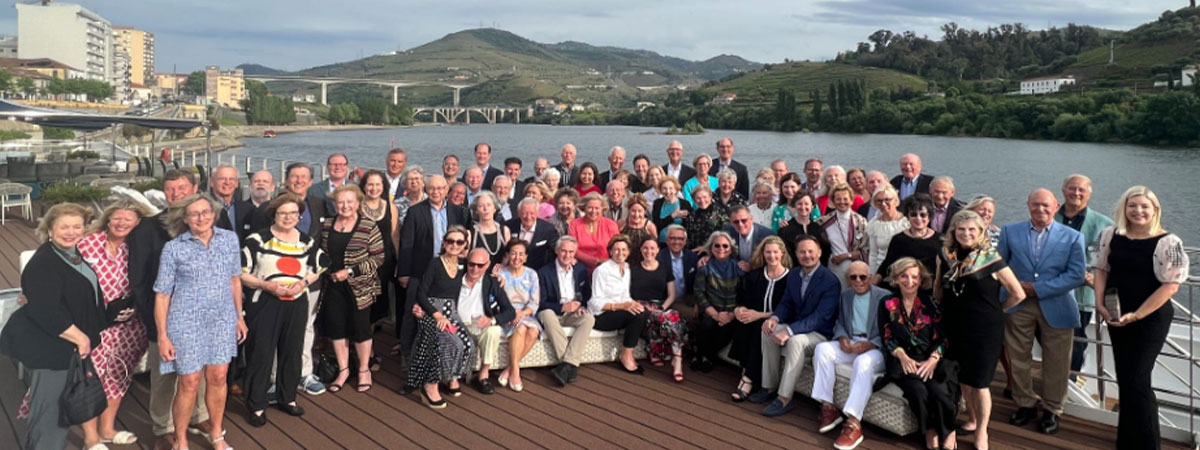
[315,353,339,384]
[59,353,106,426]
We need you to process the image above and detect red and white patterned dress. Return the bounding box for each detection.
[78,231,148,399]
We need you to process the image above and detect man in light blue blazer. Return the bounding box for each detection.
[998,189,1087,435]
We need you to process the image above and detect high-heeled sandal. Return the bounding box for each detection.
[327,367,349,393]
[730,376,752,402]
[356,369,373,393]
[212,435,232,450]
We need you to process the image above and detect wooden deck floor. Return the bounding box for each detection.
[0,329,1184,450]
[0,220,39,290]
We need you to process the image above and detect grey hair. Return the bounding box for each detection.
[469,189,500,216]
[518,197,540,211]
[703,230,737,257]
[716,168,738,182]
[403,165,426,180]
[609,146,626,157]
[542,167,561,181]
[665,223,686,236]
[1062,173,1093,192]
[555,234,579,251]
[165,193,220,238]
[931,176,955,190]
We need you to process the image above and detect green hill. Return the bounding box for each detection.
[260,28,761,107]
[708,61,928,103]
[1068,8,1200,83]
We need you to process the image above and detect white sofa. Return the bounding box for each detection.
[476,327,646,370]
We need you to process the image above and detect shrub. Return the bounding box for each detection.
[40,182,110,205]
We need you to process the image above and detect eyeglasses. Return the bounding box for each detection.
[908,212,929,218]
[468,262,488,269]
[187,210,214,219]
[847,275,869,281]
[732,218,750,224]
[444,238,466,246]
[713,243,731,249]
[277,211,300,218]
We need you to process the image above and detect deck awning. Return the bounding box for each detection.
[0,99,202,131]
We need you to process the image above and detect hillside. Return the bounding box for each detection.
[261,28,760,107]
[236,63,285,76]
[708,61,927,103]
[1068,8,1200,83]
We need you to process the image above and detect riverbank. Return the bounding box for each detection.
[163,124,417,153]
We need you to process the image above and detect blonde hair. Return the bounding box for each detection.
[1113,185,1165,236]
[942,210,991,253]
[37,202,93,241]
[89,198,152,234]
[749,235,793,270]
[581,192,609,213]
[332,184,364,203]
[888,257,932,290]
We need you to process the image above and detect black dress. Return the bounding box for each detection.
[630,262,673,304]
[778,221,830,266]
[409,257,475,386]
[1107,233,1184,450]
[733,268,789,390]
[940,247,1007,388]
[321,227,368,341]
[876,231,941,296]
[369,204,396,324]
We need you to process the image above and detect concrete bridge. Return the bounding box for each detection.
[244,75,474,106]
[410,106,534,124]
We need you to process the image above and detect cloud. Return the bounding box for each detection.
[0,0,1184,73]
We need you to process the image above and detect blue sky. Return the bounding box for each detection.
[0,0,1184,73]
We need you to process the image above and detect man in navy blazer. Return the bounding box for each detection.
[659,225,699,307]
[889,153,933,201]
[506,199,559,270]
[999,189,1087,435]
[752,235,841,417]
[536,236,596,386]
[723,205,775,263]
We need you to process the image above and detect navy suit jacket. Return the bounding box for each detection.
[215,198,255,242]
[658,249,699,297]
[396,200,467,280]
[537,261,591,315]
[505,218,560,270]
[890,173,934,198]
[997,220,1087,329]
[722,223,775,262]
[478,275,516,324]
[773,265,841,337]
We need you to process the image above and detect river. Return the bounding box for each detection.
[226,124,1200,245]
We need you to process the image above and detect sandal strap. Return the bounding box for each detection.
[213,436,225,444]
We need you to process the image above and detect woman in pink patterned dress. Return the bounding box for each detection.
[78,199,152,448]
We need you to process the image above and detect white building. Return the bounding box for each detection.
[16,2,113,82]
[1183,65,1198,87]
[0,37,17,58]
[1019,76,1076,95]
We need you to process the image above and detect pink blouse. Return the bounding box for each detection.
[568,216,619,272]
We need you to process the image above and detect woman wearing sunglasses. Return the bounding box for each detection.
[408,226,478,408]
[691,231,744,372]
[873,194,941,298]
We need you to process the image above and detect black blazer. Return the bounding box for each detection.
[537,261,591,314]
[215,198,256,242]
[650,197,693,235]
[658,249,699,296]
[128,211,170,340]
[250,194,328,248]
[890,173,934,197]
[662,163,696,185]
[717,159,751,198]
[596,169,619,192]
[933,197,965,234]
[505,218,560,270]
[414,260,515,325]
[856,203,875,220]
[396,200,467,280]
[0,243,106,370]
[555,162,581,187]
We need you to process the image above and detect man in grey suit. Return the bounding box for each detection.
[811,261,890,449]
[1000,188,1087,435]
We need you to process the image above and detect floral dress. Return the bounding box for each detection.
[630,262,685,361]
[684,205,729,250]
[499,267,541,338]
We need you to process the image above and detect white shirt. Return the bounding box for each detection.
[386,172,404,198]
[866,216,909,275]
[666,162,683,180]
[589,260,632,315]
[457,278,485,324]
[750,203,774,229]
[519,221,537,244]
[556,261,576,303]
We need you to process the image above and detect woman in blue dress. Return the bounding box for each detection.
[496,239,541,392]
[154,193,245,450]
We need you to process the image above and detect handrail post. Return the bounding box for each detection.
[1096,301,1106,407]
[244,155,251,174]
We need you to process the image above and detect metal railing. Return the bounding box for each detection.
[1066,247,1200,446]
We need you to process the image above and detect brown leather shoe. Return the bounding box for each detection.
[187,419,213,436]
[818,403,844,434]
[229,384,244,397]
[833,421,864,450]
[153,434,175,450]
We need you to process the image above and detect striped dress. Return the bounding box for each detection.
[319,216,384,309]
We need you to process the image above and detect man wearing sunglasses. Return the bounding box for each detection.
[459,248,515,394]
[811,261,890,449]
[753,235,840,417]
[723,205,774,264]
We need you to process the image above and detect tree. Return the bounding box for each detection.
[15,76,35,99]
[773,89,797,131]
[828,82,840,117]
[811,90,824,125]
[183,70,205,95]
[0,69,12,97]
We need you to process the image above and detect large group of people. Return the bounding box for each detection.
[0,138,1188,450]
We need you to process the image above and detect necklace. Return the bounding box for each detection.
[475,223,501,256]
[362,199,385,220]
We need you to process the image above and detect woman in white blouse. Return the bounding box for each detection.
[589,234,650,374]
[865,185,907,275]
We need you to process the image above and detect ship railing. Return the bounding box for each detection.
[1064,247,1200,446]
